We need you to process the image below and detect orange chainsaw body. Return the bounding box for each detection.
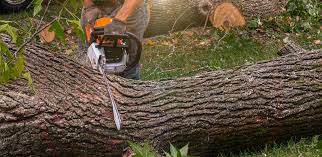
[85,17,141,75]
[85,17,113,43]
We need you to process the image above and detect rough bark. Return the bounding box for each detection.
[1,34,322,157]
[144,0,288,37]
[278,41,306,56]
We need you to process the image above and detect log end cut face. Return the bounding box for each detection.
[211,3,246,31]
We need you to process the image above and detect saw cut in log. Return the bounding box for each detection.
[210,3,246,31]
[1,34,322,156]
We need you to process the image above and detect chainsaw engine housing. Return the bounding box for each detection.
[86,17,142,75]
[87,43,129,74]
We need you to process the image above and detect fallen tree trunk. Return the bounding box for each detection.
[145,0,288,36]
[1,35,322,156]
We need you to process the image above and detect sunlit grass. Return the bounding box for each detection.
[141,29,279,80]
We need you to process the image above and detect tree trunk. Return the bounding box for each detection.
[144,0,206,37]
[1,35,322,157]
[144,0,288,36]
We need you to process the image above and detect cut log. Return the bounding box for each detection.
[1,35,322,156]
[144,0,288,36]
[210,3,246,31]
[144,0,205,37]
[38,26,55,43]
[209,0,288,30]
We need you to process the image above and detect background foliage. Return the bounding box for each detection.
[0,0,83,85]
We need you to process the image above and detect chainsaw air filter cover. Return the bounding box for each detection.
[87,41,129,74]
[85,17,142,74]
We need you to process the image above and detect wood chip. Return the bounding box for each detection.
[38,26,55,43]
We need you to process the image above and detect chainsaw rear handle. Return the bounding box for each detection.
[91,30,142,71]
[125,32,142,71]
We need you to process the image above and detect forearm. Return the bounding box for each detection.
[83,0,94,7]
[83,0,144,22]
[114,0,144,22]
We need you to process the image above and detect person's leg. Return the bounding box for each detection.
[120,64,141,80]
[79,7,98,49]
[119,1,149,80]
[76,7,98,67]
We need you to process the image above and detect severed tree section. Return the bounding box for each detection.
[1,34,322,156]
[144,0,205,37]
[144,0,288,36]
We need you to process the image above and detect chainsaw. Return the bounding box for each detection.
[85,17,142,130]
[85,17,142,74]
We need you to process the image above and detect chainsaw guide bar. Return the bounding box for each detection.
[86,17,142,130]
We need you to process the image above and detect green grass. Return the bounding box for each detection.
[141,29,279,80]
[236,136,322,157]
[129,136,322,157]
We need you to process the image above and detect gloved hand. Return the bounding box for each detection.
[93,18,127,35]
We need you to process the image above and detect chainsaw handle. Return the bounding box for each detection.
[90,30,142,72]
[125,32,142,71]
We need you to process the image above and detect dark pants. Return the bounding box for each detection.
[80,1,148,80]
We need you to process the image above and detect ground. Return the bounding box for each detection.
[0,1,321,156]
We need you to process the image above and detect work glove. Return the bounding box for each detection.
[93,18,127,35]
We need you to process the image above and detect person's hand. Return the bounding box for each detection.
[93,18,127,35]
